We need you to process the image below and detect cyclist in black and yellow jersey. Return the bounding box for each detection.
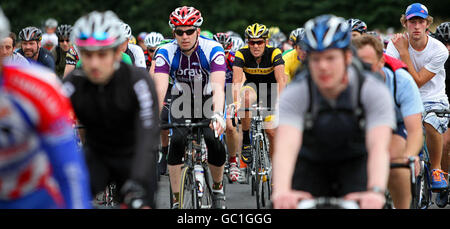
[283,29,307,84]
[232,23,285,165]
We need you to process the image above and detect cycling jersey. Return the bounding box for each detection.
[51,46,68,79]
[282,49,302,83]
[126,43,147,68]
[225,52,235,84]
[144,50,152,71]
[234,45,284,108]
[63,62,160,207]
[18,48,55,71]
[65,46,79,66]
[154,36,227,98]
[0,63,91,209]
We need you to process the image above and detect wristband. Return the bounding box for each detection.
[368,186,386,195]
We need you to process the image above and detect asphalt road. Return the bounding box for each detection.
[155,173,450,209]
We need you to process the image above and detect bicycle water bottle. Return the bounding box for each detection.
[194,164,205,197]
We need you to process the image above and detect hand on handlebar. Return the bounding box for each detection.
[272,190,313,209]
[210,112,226,138]
[344,191,385,209]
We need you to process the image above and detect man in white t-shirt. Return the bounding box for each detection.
[41,18,58,51]
[386,3,450,190]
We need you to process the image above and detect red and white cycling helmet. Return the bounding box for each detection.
[168,6,203,29]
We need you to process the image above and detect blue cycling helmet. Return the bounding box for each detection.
[303,15,351,52]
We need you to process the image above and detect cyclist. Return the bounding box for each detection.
[63,10,160,209]
[347,18,368,39]
[284,27,303,55]
[17,26,55,71]
[137,32,148,51]
[353,35,424,209]
[0,8,92,209]
[283,29,307,83]
[213,32,240,182]
[144,33,171,175]
[386,3,450,191]
[153,6,227,209]
[51,24,72,78]
[272,15,395,209]
[232,23,285,165]
[144,32,164,71]
[120,22,147,69]
[230,36,245,54]
[0,32,29,65]
[41,18,58,51]
[434,21,450,206]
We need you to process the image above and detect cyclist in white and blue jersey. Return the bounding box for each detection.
[153,6,227,209]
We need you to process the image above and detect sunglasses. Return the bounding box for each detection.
[248,40,265,46]
[148,48,156,53]
[174,28,197,36]
[59,39,70,43]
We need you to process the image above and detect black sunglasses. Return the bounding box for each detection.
[248,40,265,46]
[174,28,197,36]
[59,39,70,43]
[148,48,156,53]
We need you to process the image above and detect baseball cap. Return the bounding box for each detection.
[405,3,429,20]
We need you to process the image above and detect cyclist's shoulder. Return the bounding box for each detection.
[282,49,298,63]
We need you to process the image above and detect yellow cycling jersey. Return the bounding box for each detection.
[282,49,302,84]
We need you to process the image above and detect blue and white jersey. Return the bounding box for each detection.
[154,37,227,97]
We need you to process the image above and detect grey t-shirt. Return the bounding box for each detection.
[278,66,396,132]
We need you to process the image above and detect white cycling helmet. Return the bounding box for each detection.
[0,7,10,40]
[231,36,244,53]
[144,32,164,48]
[120,22,132,39]
[71,11,125,51]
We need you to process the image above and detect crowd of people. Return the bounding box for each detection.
[0,2,449,209]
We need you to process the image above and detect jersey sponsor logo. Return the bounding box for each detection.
[192,62,200,66]
[243,67,274,75]
[155,57,166,67]
[214,55,225,66]
[176,68,203,78]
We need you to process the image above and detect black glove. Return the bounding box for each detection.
[120,180,148,209]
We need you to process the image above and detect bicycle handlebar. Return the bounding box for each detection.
[297,197,360,209]
[160,120,211,130]
[424,109,450,118]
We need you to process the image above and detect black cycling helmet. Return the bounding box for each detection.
[19,26,43,41]
[435,22,450,44]
[347,18,367,34]
[56,24,72,39]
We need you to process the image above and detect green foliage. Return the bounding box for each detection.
[1,0,448,38]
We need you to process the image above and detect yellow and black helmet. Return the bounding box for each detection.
[245,23,269,39]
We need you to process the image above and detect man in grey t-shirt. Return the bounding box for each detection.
[272,15,396,209]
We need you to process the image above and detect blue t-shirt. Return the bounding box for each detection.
[383,66,424,123]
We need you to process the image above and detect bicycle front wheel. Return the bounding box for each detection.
[179,166,198,209]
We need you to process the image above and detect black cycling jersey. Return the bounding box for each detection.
[234,45,284,108]
[51,46,67,79]
[63,62,160,207]
[18,47,55,71]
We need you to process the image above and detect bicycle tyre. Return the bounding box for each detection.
[179,166,198,209]
[199,164,213,209]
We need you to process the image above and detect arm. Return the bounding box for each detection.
[274,64,286,94]
[392,33,437,88]
[210,70,226,113]
[403,113,423,157]
[232,65,245,105]
[127,72,161,208]
[365,125,391,192]
[154,73,169,114]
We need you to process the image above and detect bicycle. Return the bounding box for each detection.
[239,104,273,209]
[161,119,215,209]
[297,197,360,209]
[424,109,450,208]
[414,108,450,209]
